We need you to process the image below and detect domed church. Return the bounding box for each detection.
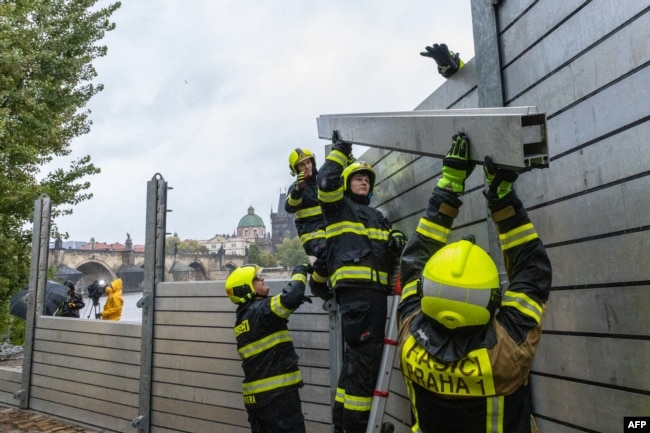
[237,206,266,239]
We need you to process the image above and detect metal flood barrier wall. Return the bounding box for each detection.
[2,1,648,432]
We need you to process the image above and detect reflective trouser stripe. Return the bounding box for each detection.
[486,395,505,433]
[334,387,372,412]
[242,370,302,395]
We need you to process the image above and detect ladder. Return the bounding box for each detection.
[366,275,401,433]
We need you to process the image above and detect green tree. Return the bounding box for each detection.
[166,234,208,254]
[247,244,261,265]
[0,0,121,337]
[275,237,309,270]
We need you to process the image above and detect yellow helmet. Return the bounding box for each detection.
[419,239,500,329]
[225,264,263,304]
[342,161,375,196]
[288,148,316,176]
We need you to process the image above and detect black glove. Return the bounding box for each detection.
[332,129,352,155]
[291,264,314,277]
[387,230,407,257]
[420,43,463,78]
[483,156,519,201]
[302,296,313,304]
[437,133,476,193]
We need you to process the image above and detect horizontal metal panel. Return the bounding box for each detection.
[34,340,140,365]
[500,0,586,65]
[547,67,650,157]
[511,10,650,116]
[503,0,648,100]
[153,339,237,360]
[547,231,650,286]
[497,0,543,30]
[154,353,241,376]
[37,316,141,337]
[530,375,650,432]
[535,418,585,433]
[30,398,134,433]
[33,363,139,393]
[542,286,650,335]
[529,177,650,245]
[34,328,141,351]
[32,375,138,407]
[533,335,650,389]
[151,407,249,433]
[155,310,234,327]
[317,107,548,169]
[32,351,140,379]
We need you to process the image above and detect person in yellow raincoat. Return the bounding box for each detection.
[99,278,124,320]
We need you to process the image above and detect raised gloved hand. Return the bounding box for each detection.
[420,43,463,78]
[437,133,475,193]
[295,171,306,190]
[332,129,352,155]
[483,156,519,200]
[387,230,408,257]
[292,264,314,278]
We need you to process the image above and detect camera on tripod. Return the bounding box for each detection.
[87,280,107,307]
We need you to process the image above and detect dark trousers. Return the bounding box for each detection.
[333,289,387,433]
[247,389,306,433]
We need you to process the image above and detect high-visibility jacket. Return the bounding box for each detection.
[234,274,307,407]
[317,142,393,293]
[397,187,552,433]
[285,173,326,254]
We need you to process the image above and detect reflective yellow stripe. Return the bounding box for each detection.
[290,273,307,284]
[486,395,504,433]
[238,330,292,359]
[326,221,389,241]
[287,195,301,207]
[299,230,325,245]
[242,370,302,395]
[499,223,538,250]
[271,295,293,319]
[295,205,322,219]
[330,266,388,286]
[326,149,348,167]
[343,393,373,412]
[502,290,543,324]
[401,279,419,300]
[319,187,343,203]
[335,387,345,403]
[415,217,451,244]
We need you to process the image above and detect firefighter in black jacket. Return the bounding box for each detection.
[285,148,331,300]
[397,133,552,433]
[318,131,406,433]
[226,263,311,433]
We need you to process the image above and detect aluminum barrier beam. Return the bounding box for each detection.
[316,107,548,170]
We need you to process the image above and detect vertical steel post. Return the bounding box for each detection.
[18,195,51,408]
[471,0,508,280]
[134,174,168,432]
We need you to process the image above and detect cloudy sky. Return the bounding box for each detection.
[53,1,475,245]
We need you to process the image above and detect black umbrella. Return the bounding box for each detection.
[9,280,69,320]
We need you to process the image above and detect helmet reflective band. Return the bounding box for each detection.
[420,280,493,329]
[420,239,499,329]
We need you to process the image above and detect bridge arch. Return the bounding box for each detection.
[75,259,115,293]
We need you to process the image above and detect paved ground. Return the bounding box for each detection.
[0,404,105,433]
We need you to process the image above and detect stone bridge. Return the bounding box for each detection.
[49,247,248,293]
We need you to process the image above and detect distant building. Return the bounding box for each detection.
[201,206,273,256]
[270,191,297,251]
